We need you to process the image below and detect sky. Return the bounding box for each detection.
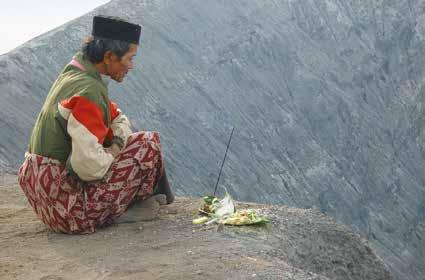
[0,0,110,55]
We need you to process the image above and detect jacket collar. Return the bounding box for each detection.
[72,52,109,89]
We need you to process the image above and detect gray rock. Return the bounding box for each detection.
[0,1,424,279]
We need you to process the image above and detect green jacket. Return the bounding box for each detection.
[28,52,131,181]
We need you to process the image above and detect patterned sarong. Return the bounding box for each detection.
[18,131,163,234]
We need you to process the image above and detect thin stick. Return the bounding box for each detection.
[213,127,235,196]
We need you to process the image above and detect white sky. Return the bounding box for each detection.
[0,0,110,55]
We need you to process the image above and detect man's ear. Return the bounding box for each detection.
[103,50,116,65]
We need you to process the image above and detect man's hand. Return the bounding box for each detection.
[105,143,121,158]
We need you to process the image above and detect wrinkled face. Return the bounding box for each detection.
[105,43,138,83]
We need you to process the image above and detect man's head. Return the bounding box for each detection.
[82,16,141,83]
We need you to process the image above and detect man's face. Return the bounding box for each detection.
[106,43,138,83]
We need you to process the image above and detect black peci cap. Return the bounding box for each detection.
[92,15,141,44]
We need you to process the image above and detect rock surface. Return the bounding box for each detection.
[0,175,391,280]
[0,1,424,279]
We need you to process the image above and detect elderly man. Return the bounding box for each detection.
[18,15,174,234]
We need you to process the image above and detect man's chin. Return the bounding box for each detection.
[112,77,125,83]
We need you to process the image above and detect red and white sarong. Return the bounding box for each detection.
[18,131,163,234]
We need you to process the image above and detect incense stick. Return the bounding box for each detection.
[213,127,234,196]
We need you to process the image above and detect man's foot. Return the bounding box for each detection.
[116,195,164,223]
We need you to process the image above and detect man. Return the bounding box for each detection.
[18,15,174,234]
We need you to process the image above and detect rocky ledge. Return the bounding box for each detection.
[0,175,391,280]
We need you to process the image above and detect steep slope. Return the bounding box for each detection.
[0,0,424,279]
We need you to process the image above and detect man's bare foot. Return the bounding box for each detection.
[116,195,165,223]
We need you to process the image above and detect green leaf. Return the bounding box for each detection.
[202,195,217,205]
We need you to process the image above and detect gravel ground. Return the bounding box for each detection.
[0,174,391,280]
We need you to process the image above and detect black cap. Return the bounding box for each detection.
[92,15,141,44]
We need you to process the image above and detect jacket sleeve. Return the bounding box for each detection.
[59,95,114,181]
[109,101,132,147]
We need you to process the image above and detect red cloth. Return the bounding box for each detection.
[18,131,163,234]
